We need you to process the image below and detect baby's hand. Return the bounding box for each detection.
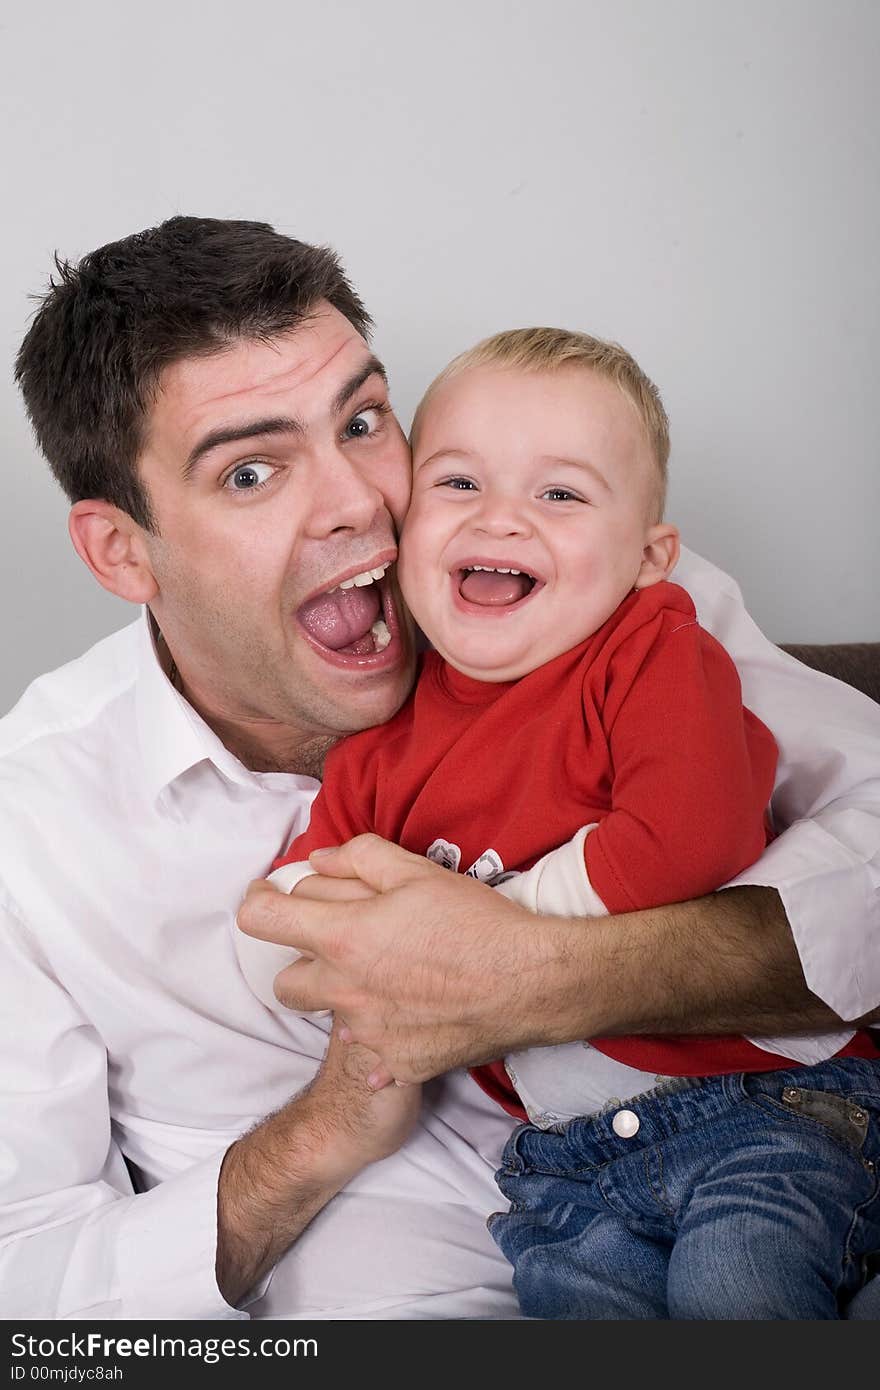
[234,859,376,1014]
[231,864,316,1013]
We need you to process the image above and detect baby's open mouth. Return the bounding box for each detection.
[297,562,394,657]
[456,565,539,607]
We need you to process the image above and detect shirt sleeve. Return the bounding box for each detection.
[677,547,880,1020]
[583,611,779,915]
[0,900,246,1320]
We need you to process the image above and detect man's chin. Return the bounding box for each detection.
[304,646,416,736]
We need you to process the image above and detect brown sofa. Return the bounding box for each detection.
[782,641,879,1319]
[781,643,880,705]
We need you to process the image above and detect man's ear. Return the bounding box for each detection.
[634,523,681,590]
[68,500,159,605]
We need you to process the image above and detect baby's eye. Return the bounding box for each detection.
[344,406,385,439]
[441,477,478,490]
[541,486,582,503]
[224,461,275,491]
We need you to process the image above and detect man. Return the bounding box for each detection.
[3,216,879,1319]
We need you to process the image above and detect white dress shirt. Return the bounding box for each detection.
[1,546,878,1319]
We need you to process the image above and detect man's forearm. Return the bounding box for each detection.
[561,885,878,1040]
[239,848,878,1085]
[215,1028,420,1307]
[216,1094,349,1306]
[494,844,850,1034]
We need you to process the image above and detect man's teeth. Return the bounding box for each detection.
[371,619,391,651]
[332,563,390,592]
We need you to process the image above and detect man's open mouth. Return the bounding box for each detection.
[296,560,401,665]
[454,563,541,609]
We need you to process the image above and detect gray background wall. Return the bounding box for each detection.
[2,0,878,716]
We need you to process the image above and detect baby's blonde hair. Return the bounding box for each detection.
[411,327,670,518]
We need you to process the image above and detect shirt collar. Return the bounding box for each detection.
[135,609,319,802]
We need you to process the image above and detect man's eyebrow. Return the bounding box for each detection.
[332,356,388,414]
[183,417,304,479]
[181,357,388,479]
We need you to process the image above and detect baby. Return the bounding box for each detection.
[237,328,880,1319]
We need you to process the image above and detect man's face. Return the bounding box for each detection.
[137,304,415,743]
[398,364,663,681]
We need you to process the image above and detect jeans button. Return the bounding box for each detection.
[612,1108,640,1138]
[782,1087,802,1104]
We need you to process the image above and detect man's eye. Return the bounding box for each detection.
[344,406,385,439]
[224,461,274,491]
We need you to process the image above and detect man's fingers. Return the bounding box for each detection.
[237,878,335,955]
[308,833,441,893]
[293,875,377,903]
[365,1064,396,1091]
[273,956,330,1014]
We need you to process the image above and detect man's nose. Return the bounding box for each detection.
[305,449,386,537]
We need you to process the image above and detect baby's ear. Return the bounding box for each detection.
[634,524,680,590]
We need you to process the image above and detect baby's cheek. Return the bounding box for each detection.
[395,533,426,618]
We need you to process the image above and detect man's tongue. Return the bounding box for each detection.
[459,570,532,606]
[298,585,381,653]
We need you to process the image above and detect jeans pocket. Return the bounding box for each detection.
[750,1082,873,1162]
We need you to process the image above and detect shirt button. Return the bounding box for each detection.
[612,1108,640,1138]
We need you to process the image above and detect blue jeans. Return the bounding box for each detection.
[488,1056,880,1319]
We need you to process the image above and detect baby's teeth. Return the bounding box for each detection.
[370,566,388,581]
[339,577,357,590]
[371,619,391,651]
[353,572,373,587]
[497,568,511,574]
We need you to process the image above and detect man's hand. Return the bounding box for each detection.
[216,1020,420,1305]
[237,835,866,1091]
[237,835,562,1085]
[291,872,377,903]
[291,1020,422,1178]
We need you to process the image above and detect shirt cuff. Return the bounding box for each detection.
[266,862,318,893]
[118,1148,250,1320]
[725,811,880,1021]
[494,826,608,917]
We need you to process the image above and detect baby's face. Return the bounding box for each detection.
[398,364,674,681]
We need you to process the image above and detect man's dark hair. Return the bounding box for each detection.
[14,216,372,530]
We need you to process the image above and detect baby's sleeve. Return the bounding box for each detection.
[584,611,779,915]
